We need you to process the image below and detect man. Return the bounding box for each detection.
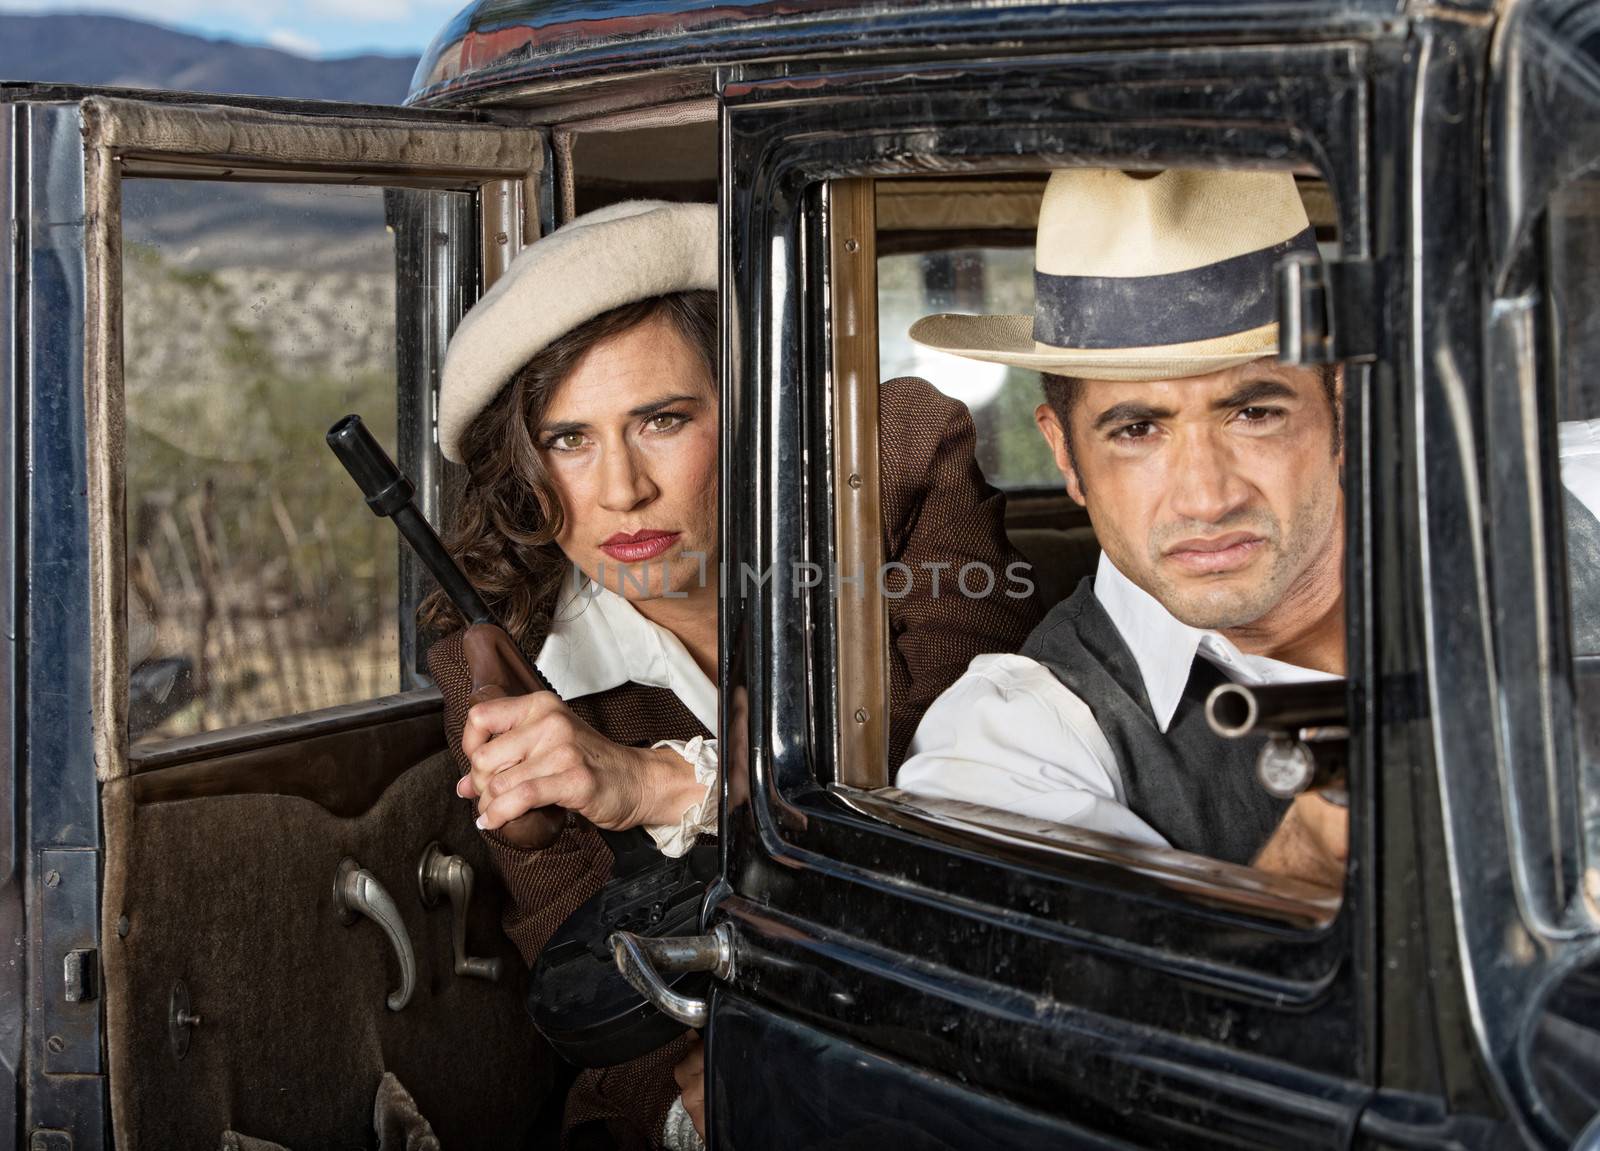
[897,167,1348,885]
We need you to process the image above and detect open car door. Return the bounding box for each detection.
[3,86,554,1148]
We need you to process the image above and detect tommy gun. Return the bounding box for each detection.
[1204,680,1349,804]
[326,415,716,1068]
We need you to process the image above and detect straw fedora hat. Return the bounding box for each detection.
[909,168,1316,381]
[438,199,716,463]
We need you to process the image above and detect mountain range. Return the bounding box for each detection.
[0,13,421,104]
[0,13,431,270]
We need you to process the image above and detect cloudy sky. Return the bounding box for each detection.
[0,0,466,56]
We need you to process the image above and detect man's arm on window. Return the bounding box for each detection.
[897,652,1168,846]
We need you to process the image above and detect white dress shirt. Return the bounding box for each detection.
[896,554,1336,847]
[536,566,718,857]
[899,427,1600,845]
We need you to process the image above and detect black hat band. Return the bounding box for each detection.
[1032,227,1318,351]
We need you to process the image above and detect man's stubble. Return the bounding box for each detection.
[1129,470,1340,632]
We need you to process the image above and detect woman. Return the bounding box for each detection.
[425,200,1040,1149]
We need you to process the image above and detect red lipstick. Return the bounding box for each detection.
[600,529,681,563]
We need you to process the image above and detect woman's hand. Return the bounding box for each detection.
[458,690,705,847]
[673,1036,706,1139]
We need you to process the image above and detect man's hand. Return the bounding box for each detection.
[673,1035,706,1139]
[458,691,704,848]
[1253,792,1348,888]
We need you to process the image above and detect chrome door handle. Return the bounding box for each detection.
[334,857,416,1011]
[610,922,735,1029]
[417,842,502,982]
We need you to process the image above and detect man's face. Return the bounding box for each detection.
[1035,359,1342,631]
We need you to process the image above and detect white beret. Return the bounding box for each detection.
[438,199,717,463]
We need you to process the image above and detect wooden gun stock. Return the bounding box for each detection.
[460,623,566,849]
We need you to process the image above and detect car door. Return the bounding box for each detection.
[701,33,1414,1151]
[2,86,556,1149]
[1474,0,1600,1140]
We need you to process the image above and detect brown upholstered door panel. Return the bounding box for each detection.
[101,746,551,1149]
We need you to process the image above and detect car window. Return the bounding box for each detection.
[1523,165,1600,1140]
[1543,170,1600,803]
[1548,174,1600,660]
[842,168,1351,899]
[123,179,430,743]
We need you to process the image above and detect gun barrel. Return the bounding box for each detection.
[326,414,497,628]
[1205,680,1345,740]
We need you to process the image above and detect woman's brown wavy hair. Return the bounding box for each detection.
[420,290,718,647]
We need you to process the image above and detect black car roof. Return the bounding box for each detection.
[407,0,1413,109]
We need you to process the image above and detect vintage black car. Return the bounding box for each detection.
[1,0,1598,1146]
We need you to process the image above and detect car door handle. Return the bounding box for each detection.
[610,922,735,1029]
[334,857,416,1011]
[417,842,503,982]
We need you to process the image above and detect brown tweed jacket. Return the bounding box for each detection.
[428,376,1042,1149]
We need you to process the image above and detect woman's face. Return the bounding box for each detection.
[536,313,719,603]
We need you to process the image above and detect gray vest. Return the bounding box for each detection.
[1020,579,1289,865]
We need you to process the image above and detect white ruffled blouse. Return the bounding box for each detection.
[535,565,718,857]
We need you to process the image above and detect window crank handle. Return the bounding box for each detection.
[418,842,502,982]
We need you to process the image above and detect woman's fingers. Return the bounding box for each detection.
[475,771,594,831]
[481,745,579,801]
[459,693,574,798]
[457,694,658,832]
[473,711,580,778]
[462,725,580,808]
[460,690,560,757]
[461,752,569,812]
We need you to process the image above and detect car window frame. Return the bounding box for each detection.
[720,42,1378,1096]
[78,94,545,774]
[814,170,1360,920]
[1487,0,1600,932]
[1480,5,1600,1135]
